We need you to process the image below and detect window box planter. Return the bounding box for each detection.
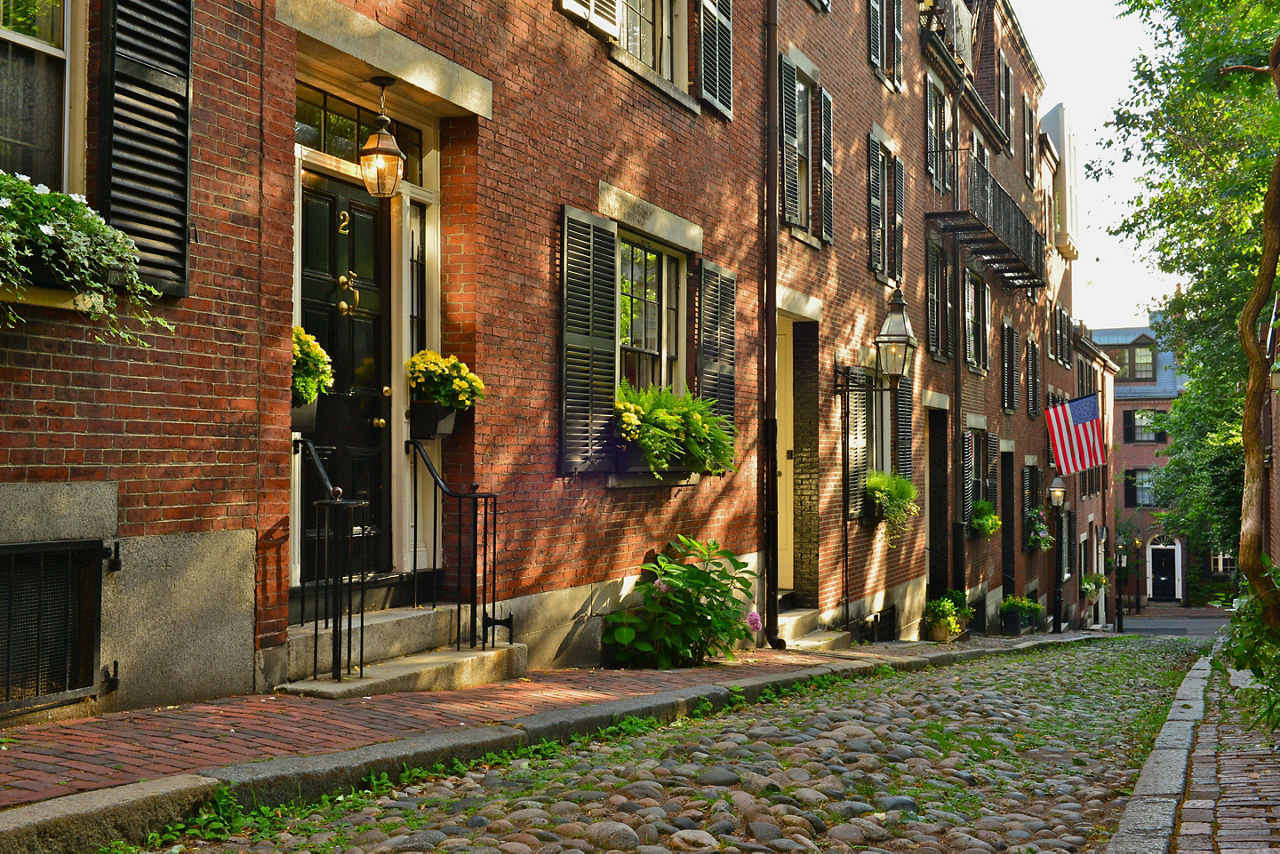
[615,442,695,475]
[410,400,458,440]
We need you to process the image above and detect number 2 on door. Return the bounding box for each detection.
[338,210,350,235]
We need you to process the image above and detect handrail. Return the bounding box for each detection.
[405,438,510,651]
[293,438,343,501]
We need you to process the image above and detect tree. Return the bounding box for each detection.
[1103,0,1280,630]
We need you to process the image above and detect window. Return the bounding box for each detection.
[1123,410,1162,444]
[963,269,989,369]
[1021,464,1044,551]
[1124,468,1155,507]
[1022,96,1036,185]
[868,134,904,281]
[1001,324,1020,411]
[1211,553,1237,575]
[622,0,674,78]
[1110,341,1157,382]
[1,1,65,187]
[925,77,952,191]
[925,237,952,359]
[560,206,735,473]
[962,430,998,523]
[1050,304,1072,365]
[841,368,912,518]
[781,57,833,242]
[1133,345,1154,380]
[971,130,990,169]
[869,0,903,86]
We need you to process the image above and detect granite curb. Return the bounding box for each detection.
[0,634,1097,854]
[1106,654,1212,854]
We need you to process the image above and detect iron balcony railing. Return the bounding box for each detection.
[926,152,1046,289]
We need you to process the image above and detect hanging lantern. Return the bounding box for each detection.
[359,77,405,199]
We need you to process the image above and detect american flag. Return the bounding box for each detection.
[1045,394,1106,476]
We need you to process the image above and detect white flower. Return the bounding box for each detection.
[15,174,29,183]
[34,184,49,195]
[0,198,10,208]
[39,224,55,236]
[70,193,86,204]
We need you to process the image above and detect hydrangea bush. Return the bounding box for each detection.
[0,169,168,344]
[603,535,755,669]
[405,349,485,409]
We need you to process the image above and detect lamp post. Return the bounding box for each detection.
[875,287,918,389]
[1115,549,1127,632]
[1049,475,1066,633]
[359,77,406,199]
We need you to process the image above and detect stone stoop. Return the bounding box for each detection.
[275,605,527,698]
[778,608,853,651]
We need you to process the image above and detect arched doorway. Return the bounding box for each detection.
[1147,535,1181,601]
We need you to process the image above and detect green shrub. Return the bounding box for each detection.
[1219,556,1280,732]
[924,598,962,634]
[999,595,1044,620]
[865,469,920,547]
[971,500,1001,537]
[602,535,754,669]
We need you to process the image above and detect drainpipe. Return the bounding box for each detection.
[763,0,785,649]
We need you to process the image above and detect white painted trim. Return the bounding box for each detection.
[278,0,493,119]
[1145,537,1183,600]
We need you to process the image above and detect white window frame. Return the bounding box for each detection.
[617,231,687,392]
[1133,468,1155,507]
[1134,410,1158,443]
[618,0,688,86]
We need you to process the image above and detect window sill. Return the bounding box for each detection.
[607,471,703,489]
[967,365,987,378]
[0,282,95,313]
[788,227,822,249]
[608,45,702,116]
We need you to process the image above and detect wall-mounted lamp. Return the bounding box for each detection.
[359,76,406,199]
[874,287,917,389]
[1048,475,1066,508]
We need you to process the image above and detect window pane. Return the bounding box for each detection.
[2,0,62,47]
[325,97,358,163]
[0,39,62,187]
[1133,346,1154,379]
[295,84,324,150]
[622,0,655,70]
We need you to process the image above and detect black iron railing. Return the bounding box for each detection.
[293,438,370,681]
[926,152,1046,289]
[406,439,510,650]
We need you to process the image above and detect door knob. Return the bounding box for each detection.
[371,418,387,429]
[382,386,392,397]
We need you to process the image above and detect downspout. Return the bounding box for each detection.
[763,0,785,649]
[951,97,967,594]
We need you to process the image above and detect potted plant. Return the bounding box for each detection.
[0,169,170,345]
[405,348,485,439]
[999,595,1045,635]
[1080,572,1109,603]
[291,325,333,432]
[923,591,973,643]
[1025,506,1055,552]
[971,499,1001,538]
[613,382,735,478]
[865,470,921,547]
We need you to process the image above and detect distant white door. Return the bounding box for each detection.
[777,315,794,591]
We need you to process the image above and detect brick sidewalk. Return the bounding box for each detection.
[0,648,845,811]
[1175,670,1280,852]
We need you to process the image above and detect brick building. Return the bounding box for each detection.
[1,0,1110,721]
[1095,321,1194,604]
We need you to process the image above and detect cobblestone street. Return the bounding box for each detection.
[107,636,1204,854]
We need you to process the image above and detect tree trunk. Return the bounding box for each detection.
[1238,145,1280,631]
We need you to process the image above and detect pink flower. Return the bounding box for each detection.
[654,579,671,594]
[747,611,763,633]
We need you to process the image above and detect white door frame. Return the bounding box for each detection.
[1145,536,1182,600]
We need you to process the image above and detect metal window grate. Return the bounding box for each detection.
[0,540,101,713]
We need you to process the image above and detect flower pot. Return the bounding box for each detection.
[1002,611,1022,636]
[410,401,458,439]
[927,623,957,643]
[291,399,317,433]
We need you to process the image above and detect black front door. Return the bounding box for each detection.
[299,172,392,580]
[1151,549,1177,600]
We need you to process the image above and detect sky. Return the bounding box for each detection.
[1012,0,1178,330]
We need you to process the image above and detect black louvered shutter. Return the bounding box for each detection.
[893,157,905,282]
[699,262,737,424]
[892,0,903,83]
[845,367,869,519]
[926,243,940,353]
[868,135,883,272]
[1021,466,1032,551]
[894,375,913,478]
[944,253,955,359]
[982,283,992,369]
[820,89,834,243]
[1157,428,1168,444]
[1033,465,1043,508]
[1010,329,1021,412]
[986,432,999,505]
[962,430,974,524]
[962,272,972,364]
[925,83,937,183]
[780,56,800,226]
[1067,511,1077,577]
[868,0,883,70]
[100,0,192,295]
[560,207,618,474]
[1000,325,1012,410]
[700,0,733,117]
[1124,470,1137,508]
[1122,410,1135,443]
